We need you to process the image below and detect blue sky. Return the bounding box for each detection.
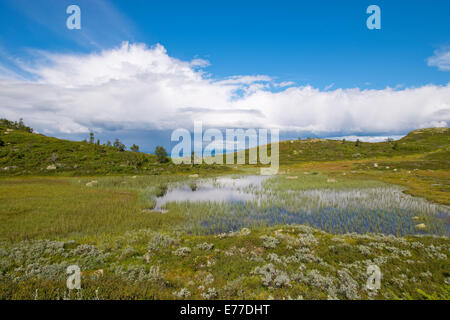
[1,0,449,88]
[0,0,449,153]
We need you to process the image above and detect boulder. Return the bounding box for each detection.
[86,180,98,187]
[415,223,426,230]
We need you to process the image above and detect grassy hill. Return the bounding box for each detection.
[0,117,448,176]
[0,119,226,176]
[276,127,450,165]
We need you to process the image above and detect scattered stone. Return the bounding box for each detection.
[189,174,199,178]
[373,163,378,167]
[143,252,152,263]
[286,176,298,180]
[93,269,104,277]
[46,164,56,170]
[3,166,17,171]
[327,179,337,183]
[239,228,251,236]
[86,180,98,187]
[415,223,426,230]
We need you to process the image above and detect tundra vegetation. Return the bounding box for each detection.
[0,119,448,300]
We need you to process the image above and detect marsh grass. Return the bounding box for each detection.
[0,177,186,242]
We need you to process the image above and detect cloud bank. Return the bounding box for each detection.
[0,42,449,138]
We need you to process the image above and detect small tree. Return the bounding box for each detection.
[89,132,95,144]
[392,142,399,150]
[96,139,100,145]
[130,144,140,152]
[155,146,169,163]
[106,140,112,147]
[113,138,126,152]
[355,139,361,147]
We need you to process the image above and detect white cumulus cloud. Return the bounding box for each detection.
[0,42,449,138]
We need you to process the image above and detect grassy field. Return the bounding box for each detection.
[0,121,449,300]
[0,173,449,300]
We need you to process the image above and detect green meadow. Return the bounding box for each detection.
[0,120,449,300]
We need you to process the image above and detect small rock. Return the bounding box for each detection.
[327,179,337,183]
[415,223,426,230]
[93,269,104,277]
[189,174,199,178]
[86,180,98,187]
[46,164,57,170]
[286,176,298,180]
[373,163,378,167]
[143,252,151,263]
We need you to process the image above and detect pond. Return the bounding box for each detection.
[154,175,268,211]
[151,175,450,236]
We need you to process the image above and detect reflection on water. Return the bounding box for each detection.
[154,175,267,211]
[149,175,449,236]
